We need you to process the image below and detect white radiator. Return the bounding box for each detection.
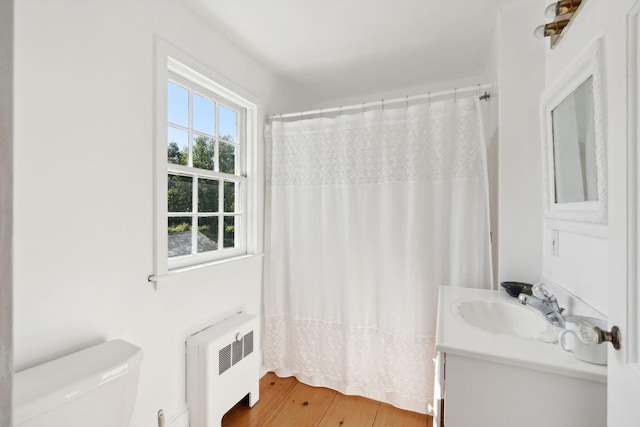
[186,313,259,427]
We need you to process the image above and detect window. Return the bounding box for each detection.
[155,54,256,275]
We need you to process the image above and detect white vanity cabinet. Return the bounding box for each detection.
[434,286,606,427]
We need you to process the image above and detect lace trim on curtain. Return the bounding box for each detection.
[263,315,435,414]
[265,101,483,187]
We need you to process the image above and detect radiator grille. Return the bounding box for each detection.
[219,344,232,375]
[218,330,254,375]
[243,331,254,356]
[232,340,243,365]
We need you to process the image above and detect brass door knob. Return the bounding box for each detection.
[594,325,621,350]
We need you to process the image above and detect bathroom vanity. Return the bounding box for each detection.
[434,286,606,427]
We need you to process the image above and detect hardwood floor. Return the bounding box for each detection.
[222,372,433,427]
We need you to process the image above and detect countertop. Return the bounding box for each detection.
[435,286,607,383]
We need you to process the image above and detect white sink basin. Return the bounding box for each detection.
[437,287,607,384]
[451,298,549,339]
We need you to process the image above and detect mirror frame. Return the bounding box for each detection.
[541,37,607,224]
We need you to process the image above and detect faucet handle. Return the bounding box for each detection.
[533,283,554,300]
[575,321,599,344]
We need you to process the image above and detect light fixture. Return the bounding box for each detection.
[535,0,586,47]
[544,0,582,19]
[534,20,570,38]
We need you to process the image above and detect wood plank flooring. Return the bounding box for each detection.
[222,372,432,427]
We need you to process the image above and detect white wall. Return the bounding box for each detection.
[497,0,545,285]
[13,1,298,426]
[541,0,613,316]
[495,0,612,317]
[0,1,13,426]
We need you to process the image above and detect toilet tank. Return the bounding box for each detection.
[13,339,143,427]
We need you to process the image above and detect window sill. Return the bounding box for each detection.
[149,253,264,290]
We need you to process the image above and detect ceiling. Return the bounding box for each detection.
[186,0,524,103]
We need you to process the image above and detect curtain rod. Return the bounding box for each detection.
[269,83,497,121]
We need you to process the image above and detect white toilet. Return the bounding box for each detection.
[13,339,143,427]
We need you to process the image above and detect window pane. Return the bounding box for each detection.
[224,181,236,212]
[168,82,188,127]
[198,178,219,213]
[168,217,192,257]
[219,142,236,174]
[219,105,237,142]
[223,216,236,248]
[167,126,189,166]
[197,217,218,253]
[168,174,192,212]
[193,94,215,136]
[192,134,215,171]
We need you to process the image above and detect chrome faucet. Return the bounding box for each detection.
[518,284,565,328]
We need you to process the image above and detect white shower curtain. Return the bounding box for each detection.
[263,97,492,414]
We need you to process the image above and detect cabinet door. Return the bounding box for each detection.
[443,355,605,427]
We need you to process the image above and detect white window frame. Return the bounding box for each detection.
[153,43,258,282]
[166,72,247,268]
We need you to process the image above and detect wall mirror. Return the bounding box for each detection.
[541,38,606,224]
